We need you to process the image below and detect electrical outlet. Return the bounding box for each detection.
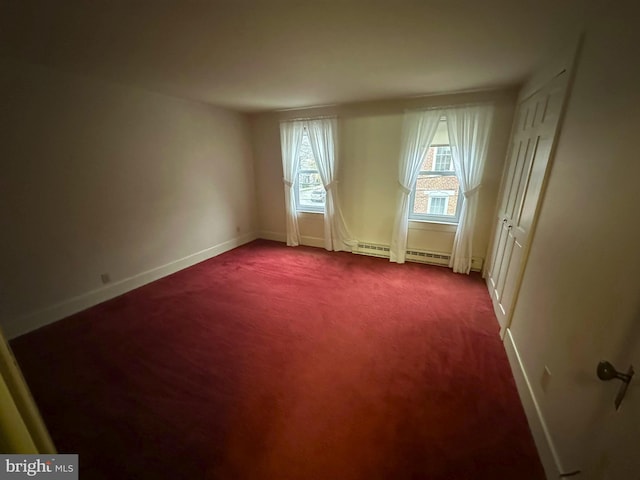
[541,365,552,393]
[100,273,111,285]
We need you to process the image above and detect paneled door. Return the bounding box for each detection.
[486,72,569,331]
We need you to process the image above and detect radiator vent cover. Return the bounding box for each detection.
[405,249,450,266]
[406,250,450,260]
[354,242,483,271]
[355,242,390,258]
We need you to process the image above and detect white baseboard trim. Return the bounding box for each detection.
[257,230,286,243]
[259,232,486,271]
[300,235,325,248]
[257,231,325,249]
[4,232,257,340]
[503,328,565,479]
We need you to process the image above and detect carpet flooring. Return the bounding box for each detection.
[11,240,544,479]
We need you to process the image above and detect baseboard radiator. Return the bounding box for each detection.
[353,242,483,271]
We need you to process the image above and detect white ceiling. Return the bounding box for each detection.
[0,0,601,112]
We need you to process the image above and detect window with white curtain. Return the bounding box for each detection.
[295,128,325,213]
[409,142,462,224]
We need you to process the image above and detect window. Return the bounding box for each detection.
[433,146,452,171]
[295,129,325,212]
[428,195,448,215]
[410,144,462,224]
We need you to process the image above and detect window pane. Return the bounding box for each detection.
[411,133,460,222]
[412,173,460,217]
[434,146,452,171]
[298,169,324,208]
[421,145,452,171]
[297,132,325,209]
[428,197,446,214]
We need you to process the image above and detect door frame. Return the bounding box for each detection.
[0,327,56,453]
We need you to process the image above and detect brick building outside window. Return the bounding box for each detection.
[411,145,461,222]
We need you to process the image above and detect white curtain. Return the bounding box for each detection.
[306,118,356,252]
[390,109,443,263]
[446,105,494,274]
[279,120,305,246]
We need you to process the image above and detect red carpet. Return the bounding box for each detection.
[11,240,544,479]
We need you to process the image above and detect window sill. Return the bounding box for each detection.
[408,220,457,232]
[297,210,324,215]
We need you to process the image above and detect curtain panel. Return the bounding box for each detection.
[390,110,443,263]
[445,105,495,274]
[306,118,356,252]
[279,117,354,251]
[279,121,305,246]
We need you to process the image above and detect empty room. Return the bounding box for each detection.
[1,1,638,479]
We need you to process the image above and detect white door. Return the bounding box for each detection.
[486,72,568,331]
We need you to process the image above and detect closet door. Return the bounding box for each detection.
[487,72,568,330]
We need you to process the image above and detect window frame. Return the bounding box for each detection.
[295,129,325,214]
[409,143,462,225]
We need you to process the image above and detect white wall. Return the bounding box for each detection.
[506,5,640,477]
[0,62,256,338]
[251,90,516,260]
